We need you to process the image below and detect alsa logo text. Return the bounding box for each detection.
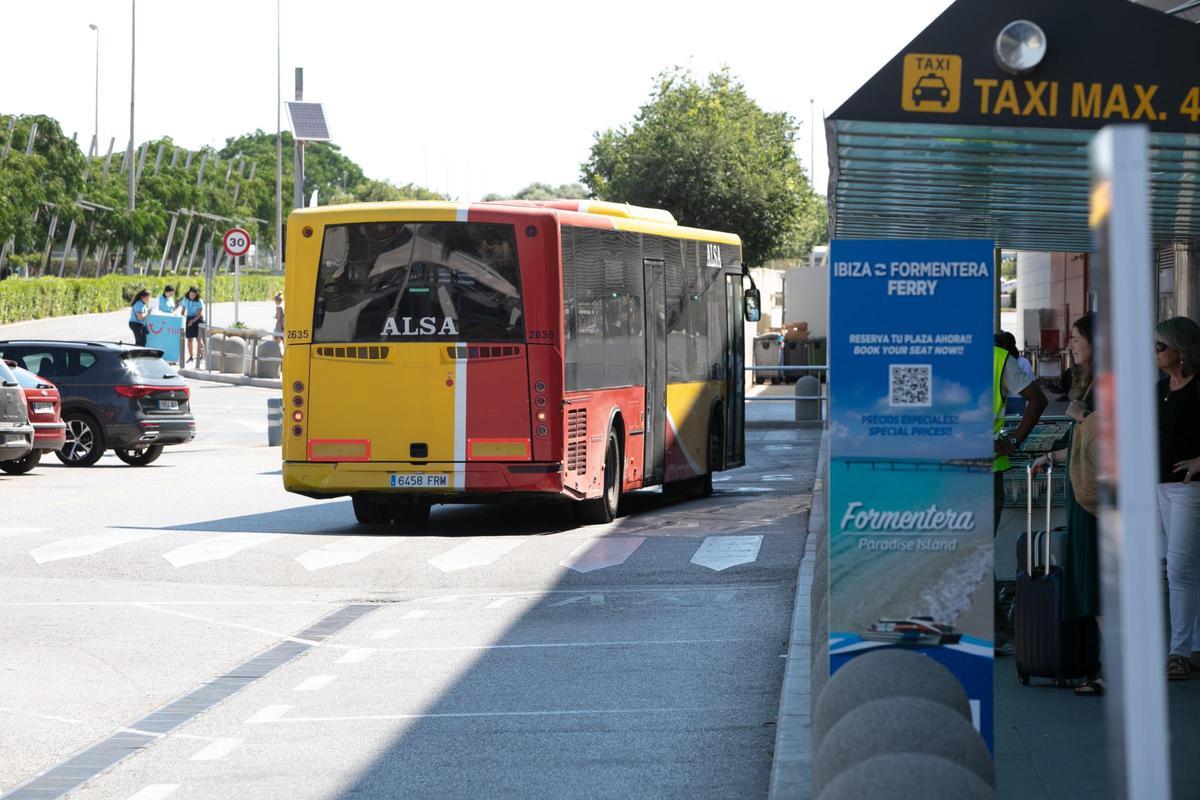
[380,316,460,336]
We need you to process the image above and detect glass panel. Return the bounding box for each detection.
[313,222,523,343]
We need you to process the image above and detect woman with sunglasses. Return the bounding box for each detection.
[1155,316,1200,681]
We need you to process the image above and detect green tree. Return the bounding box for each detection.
[328,178,448,204]
[482,182,588,202]
[582,68,826,266]
[0,115,86,259]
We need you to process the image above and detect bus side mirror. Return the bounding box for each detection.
[744,288,761,323]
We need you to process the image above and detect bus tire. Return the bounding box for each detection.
[392,499,431,528]
[352,495,392,525]
[578,431,621,525]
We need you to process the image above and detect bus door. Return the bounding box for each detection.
[643,257,667,484]
[724,275,746,468]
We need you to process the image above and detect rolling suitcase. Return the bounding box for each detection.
[1013,464,1101,687]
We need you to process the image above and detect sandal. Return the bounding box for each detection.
[1074,679,1105,697]
[1168,655,1191,680]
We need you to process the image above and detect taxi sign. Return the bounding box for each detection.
[901,53,962,113]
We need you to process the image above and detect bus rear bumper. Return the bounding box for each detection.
[283,461,563,499]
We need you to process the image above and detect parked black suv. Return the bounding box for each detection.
[0,341,195,467]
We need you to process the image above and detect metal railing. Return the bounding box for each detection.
[744,364,829,420]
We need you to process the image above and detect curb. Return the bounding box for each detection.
[768,429,828,800]
[179,369,282,390]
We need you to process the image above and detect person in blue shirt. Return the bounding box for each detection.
[157,285,176,313]
[128,290,151,346]
[179,286,206,364]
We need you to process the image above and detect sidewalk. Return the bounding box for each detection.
[0,301,278,344]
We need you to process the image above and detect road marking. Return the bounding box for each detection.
[294,675,338,692]
[295,536,400,571]
[336,647,374,664]
[246,706,739,724]
[690,535,764,571]
[0,706,83,724]
[548,594,605,607]
[162,532,275,567]
[761,474,794,482]
[125,785,180,800]
[485,597,514,609]
[189,737,243,761]
[732,487,775,493]
[0,527,45,539]
[29,530,162,564]
[370,629,400,640]
[559,537,644,573]
[246,705,293,723]
[402,610,430,620]
[132,604,321,645]
[427,538,525,572]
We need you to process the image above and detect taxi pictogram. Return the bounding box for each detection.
[901,53,962,113]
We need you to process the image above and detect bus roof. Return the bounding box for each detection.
[287,200,741,247]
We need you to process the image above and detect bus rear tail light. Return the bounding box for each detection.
[292,410,304,423]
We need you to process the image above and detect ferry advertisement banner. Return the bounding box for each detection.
[828,239,995,750]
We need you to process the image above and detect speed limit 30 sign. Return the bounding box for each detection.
[222,227,251,258]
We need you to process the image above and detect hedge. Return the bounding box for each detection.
[0,274,285,325]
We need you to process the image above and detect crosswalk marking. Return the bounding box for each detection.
[690,535,764,571]
[370,629,400,641]
[293,675,338,692]
[246,705,293,723]
[125,784,180,800]
[30,530,162,564]
[294,537,399,571]
[189,738,243,761]
[559,537,645,573]
[336,648,374,664]
[427,538,525,573]
[162,533,275,567]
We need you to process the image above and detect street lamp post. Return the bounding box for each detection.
[125,0,136,274]
[89,24,99,155]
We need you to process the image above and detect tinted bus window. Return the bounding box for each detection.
[313,222,523,343]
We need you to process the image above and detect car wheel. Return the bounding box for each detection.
[115,445,164,466]
[352,495,392,525]
[0,449,41,475]
[56,413,105,467]
[577,431,621,525]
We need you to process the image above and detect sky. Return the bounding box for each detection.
[3,0,954,202]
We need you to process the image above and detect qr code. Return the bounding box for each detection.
[889,364,932,407]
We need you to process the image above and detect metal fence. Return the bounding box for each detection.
[744,365,829,420]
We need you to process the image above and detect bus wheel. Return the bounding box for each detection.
[392,499,431,528]
[352,495,392,525]
[578,431,621,525]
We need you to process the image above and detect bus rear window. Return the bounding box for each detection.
[313,222,523,343]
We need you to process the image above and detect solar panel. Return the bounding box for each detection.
[285,102,331,141]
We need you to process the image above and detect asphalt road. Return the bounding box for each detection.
[0,379,819,800]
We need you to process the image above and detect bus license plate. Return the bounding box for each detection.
[158,400,179,411]
[390,473,449,489]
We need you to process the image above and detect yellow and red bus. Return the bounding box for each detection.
[281,200,759,526]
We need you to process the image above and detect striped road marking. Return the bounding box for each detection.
[162,533,275,567]
[125,785,180,800]
[690,536,764,571]
[293,675,338,692]
[427,538,524,573]
[294,537,400,571]
[336,648,374,664]
[559,537,645,574]
[30,530,162,564]
[189,737,243,761]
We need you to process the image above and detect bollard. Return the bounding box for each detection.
[221,335,247,375]
[813,696,994,795]
[817,753,995,800]
[795,374,820,421]
[256,339,283,379]
[267,397,283,447]
[206,334,225,373]
[813,649,971,744]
